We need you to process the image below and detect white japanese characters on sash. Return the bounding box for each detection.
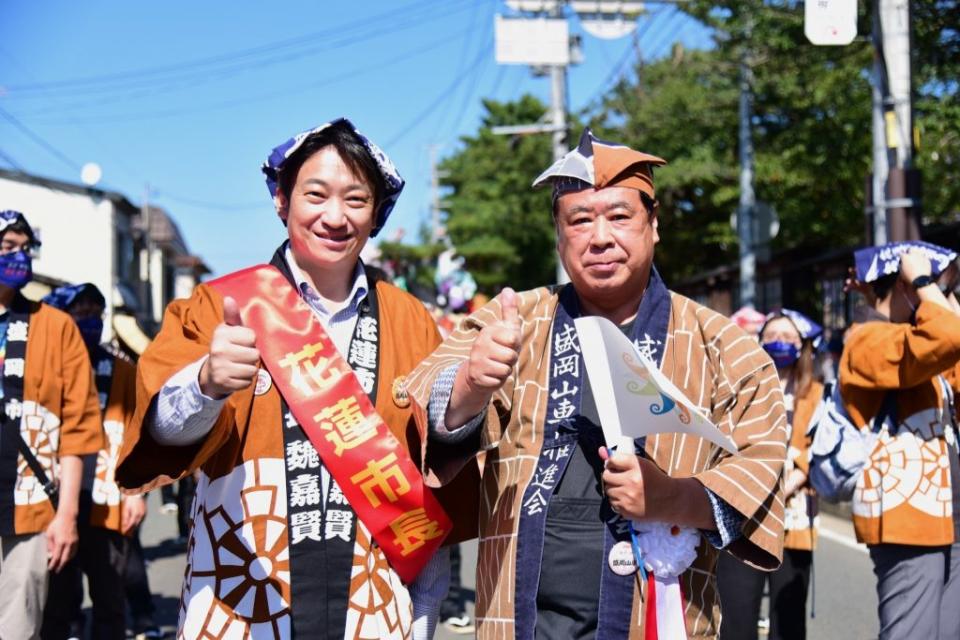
[633,332,663,363]
[349,315,379,395]
[522,443,574,516]
[283,410,356,547]
[547,322,582,426]
[3,319,29,418]
[521,317,584,517]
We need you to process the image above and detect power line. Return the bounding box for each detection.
[5,0,479,101]
[153,190,265,213]
[6,0,452,93]
[643,6,687,60]
[24,26,475,126]
[385,35,493,149]
[433,0,490,139]
[445,17,498,140]
[0,147,25,172]
[583,6,665,106]
[0,105,81,171]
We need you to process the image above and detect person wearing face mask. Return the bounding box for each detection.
[38,283,145,640]
[115,119,479,639]
[717,309,823,640]
[0,211,103,639]
[842,243,960,640]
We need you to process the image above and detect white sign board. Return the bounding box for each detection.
[804,0,858,46]
[495,15,570,65]
[574,316,739,454]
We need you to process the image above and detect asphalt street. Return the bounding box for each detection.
[136,492,878,639]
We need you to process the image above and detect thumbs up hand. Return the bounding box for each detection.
[199,296,261,399]
[446,289,522,428]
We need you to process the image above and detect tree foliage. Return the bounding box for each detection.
[590,0,875,282]
[398,1,958,292]
[438,95,558,292]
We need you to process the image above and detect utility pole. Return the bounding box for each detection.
[428,144,444,243]
[737,21,756,309]
[141,184,155,325]
[549,2,571,284]
[548,7,569,170]
[869,3,889,246]
[495,1,643,284]
[870,0,920,244]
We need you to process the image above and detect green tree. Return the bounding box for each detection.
[439,95,558,293]
[912,0,960,221]
[590,0,874,283]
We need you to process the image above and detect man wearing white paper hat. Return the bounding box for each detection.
[842,243,960,639]
[404,130,787,639]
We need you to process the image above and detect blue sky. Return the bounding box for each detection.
[0,1,710,276]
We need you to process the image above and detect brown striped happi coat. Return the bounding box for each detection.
[406,286,787,640]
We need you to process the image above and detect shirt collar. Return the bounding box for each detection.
[283,241,368,317]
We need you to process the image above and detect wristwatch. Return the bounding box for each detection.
[911,274,936,290]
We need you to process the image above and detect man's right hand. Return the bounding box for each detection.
[199,296,261,399]
[445,288,522,428]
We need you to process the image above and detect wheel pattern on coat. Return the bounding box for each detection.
[179,458,292,639]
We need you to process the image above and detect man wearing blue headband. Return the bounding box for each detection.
[39,283,144,640]
[841,245,960,639]
[0,211,103,638]
[117,119,478,639]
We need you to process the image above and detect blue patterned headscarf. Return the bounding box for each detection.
[854,240,957,283]
[0,210,40,247]
[42,282,105,312]
[764,308,823,348]
[260,117,404,237]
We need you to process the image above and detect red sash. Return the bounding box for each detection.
[210,265,450,583]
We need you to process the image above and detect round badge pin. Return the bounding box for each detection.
[608,540,638,576]
[392,376,411,408]
[254,369,273,396]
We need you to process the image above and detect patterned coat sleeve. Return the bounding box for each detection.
[687,316,788,570]
[406,291,533,486]
[117,285,237,492]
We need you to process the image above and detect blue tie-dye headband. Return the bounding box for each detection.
[764,307,823,348]
[0,210,40,247]
[260,118,404,237]
[854,241,957,284]
[43,283,105,311]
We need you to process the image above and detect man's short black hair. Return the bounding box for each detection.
[276,121,385,214]
[0,218,39,249]
[871,272,898,301]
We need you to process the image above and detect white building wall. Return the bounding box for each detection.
[0,176,120,342]
[174,271,196,301]
[149,247,166,324]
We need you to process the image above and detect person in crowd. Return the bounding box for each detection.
[125,527,162,640]
[438,543,473,635]
[0,210,102,638]
[718,308,824,640]
[39,283,145,639]
[404,129,787,639]
[841,243,960,639]
[116,118,477,639]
